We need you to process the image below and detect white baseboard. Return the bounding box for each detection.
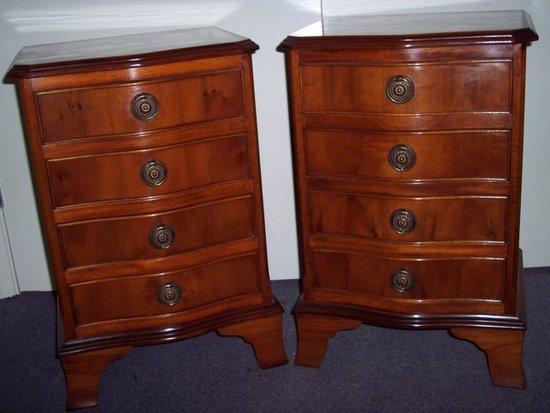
[0,208,19,298]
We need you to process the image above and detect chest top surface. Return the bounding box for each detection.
[278,10,538,51]
[7,27,257,80]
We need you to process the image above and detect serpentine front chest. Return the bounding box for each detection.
[278,10,538,388]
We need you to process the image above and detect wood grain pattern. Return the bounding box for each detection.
[37,70,245,142]
[309,234,507,260]
[309,192,507,242]
[279,12,536,384]
[65,238,259,284]
[308,176,510,198]
[306,129,509,180]
[7,27,257,79]
[42,116,248,160]
[54,180,253,224]
[59,196,255,268]
[312,250,504,301]
[10,27,248,67]
[304,112,512,132]
[70,254,261,324]
[301,61,511,114]
[48,134,250,207]
[8,29,285,408]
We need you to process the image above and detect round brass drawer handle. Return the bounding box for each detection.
[390,268,415,293]
[386,75,414,104]
[390,209,416,234]
[131,93,159,121]
[388,144,416,172]
[157,282,182,306]
[149,224,174,249]
[140,159,167,187]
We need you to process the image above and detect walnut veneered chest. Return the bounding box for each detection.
[278,10,538,388]
[7,27,287,409]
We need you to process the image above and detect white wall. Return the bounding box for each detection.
[0,0,548,291]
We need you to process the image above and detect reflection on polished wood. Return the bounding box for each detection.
[279,10,537,49]
[48,134,250,207]
[7,28,285,408]
[279,11,537,388]
[7,27,256,78]
[37,70,245,141]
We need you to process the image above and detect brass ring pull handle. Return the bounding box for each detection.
[131,93,159,120]
[390,209,416,234]
[390,268,415,293]
[140,160,167,187]
[157,283,182,306]
[149,224,174,249]
[388,144,416,172]
[386,75,414,104]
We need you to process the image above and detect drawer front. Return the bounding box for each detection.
[306,129,509,180]
[70,254,260,324]
[301,61,511,114]
[310,192,506,242]
[59,196,255,268]
[37,70,245,142]
[313,251,504,301]
[49,134,250,207]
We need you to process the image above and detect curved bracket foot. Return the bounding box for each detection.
[217,312,288,369]
[294,313,362,367]
[61,346,132,410]
[450,327,525,388]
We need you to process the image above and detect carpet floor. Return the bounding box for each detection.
[1,269,549,412]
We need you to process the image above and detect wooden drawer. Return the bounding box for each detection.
[70,254,260,324]
[306,129,509,180]
[59,196,255,268]
[37,70,245,142]
[300,60,511,114]
[312,250,504,301]
[310,192,506,243]
[48,134,250,207]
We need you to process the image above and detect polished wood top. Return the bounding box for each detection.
[278,10,538,51]
[6,27,258,80]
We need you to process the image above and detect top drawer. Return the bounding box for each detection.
[300,60,511,114]
[36,70,245,142]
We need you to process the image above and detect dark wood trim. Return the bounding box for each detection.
[293,300,525,330]
[293,250,526,331]
[58,298,285,355]
[6,39,259,81]
[277,29,538,53]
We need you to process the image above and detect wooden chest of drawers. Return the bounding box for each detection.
[7,27,287,409]
[279,11,538,387]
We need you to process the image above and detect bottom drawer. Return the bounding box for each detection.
[70,254,260,324]
[312,251,504,301]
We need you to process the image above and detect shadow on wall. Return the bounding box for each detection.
[321,0,532,17]
[2,0,321,33]
[3,2,241,32]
